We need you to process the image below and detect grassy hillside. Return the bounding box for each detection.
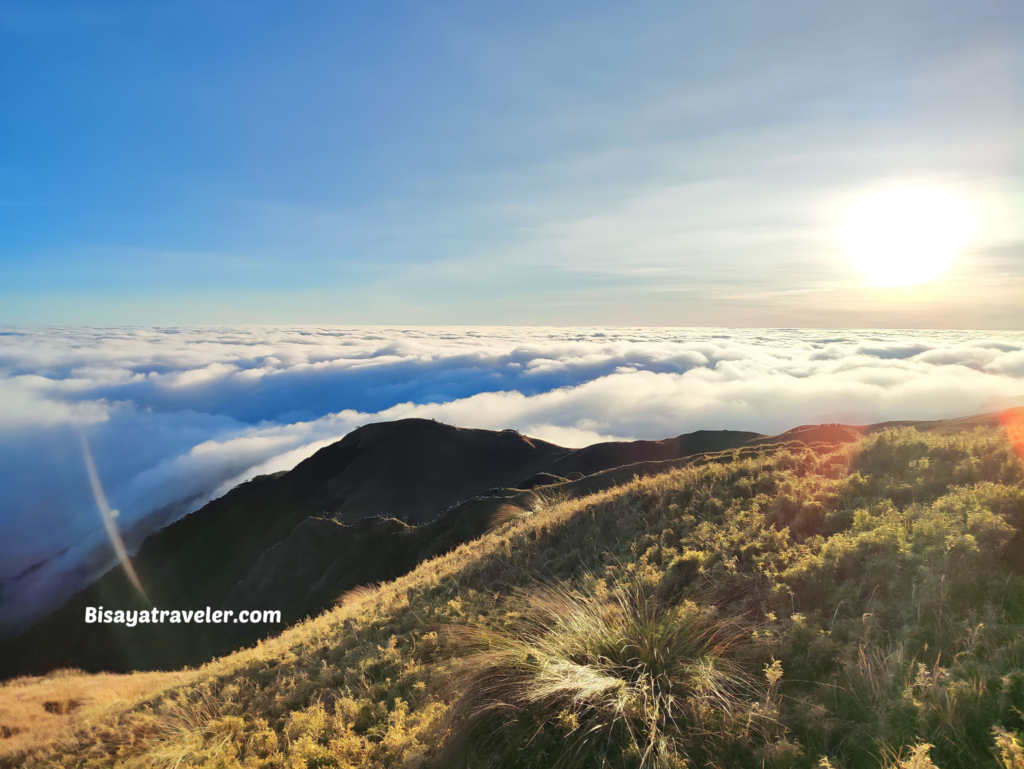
[6,424,1024,768]
[1,419,765,678]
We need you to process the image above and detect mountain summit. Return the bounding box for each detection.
[2,412,1012,678]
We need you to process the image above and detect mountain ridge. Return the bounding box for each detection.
[6,409,1023,768]
[1,410,1016,678]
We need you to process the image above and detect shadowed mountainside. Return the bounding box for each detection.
[6,409,1024,768]
[0,420,565,675]
[538,429,762,478]
[1,411,1016,678]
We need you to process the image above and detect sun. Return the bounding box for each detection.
[839,186,977,287]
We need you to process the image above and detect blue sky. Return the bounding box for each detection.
[0,0,1021,327]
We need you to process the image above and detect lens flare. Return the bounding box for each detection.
[79,432,148,601]
[1000,408,1024,462]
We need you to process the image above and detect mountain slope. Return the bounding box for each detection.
[3,412,1017,679]
[0,420,567,676]
[8,420,1024,769]
[303,419,569,523]
[534,428,764,479]
[1,419,760,676]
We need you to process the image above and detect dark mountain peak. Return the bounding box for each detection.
[6,412,1005,679]
[344,418,559,450]
[315,419,568,525]
[281,418,565,501]
[748,423,866,447]
[540,428,764,479]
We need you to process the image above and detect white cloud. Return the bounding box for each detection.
[1,325,1023,631]
[0,374,110,428]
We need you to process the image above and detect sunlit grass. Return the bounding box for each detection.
[5,426,1024,768]
[0,668,183,757]
[441,579,765,768]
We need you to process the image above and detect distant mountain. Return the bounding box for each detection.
[0,420,569,675]
[13,409,1024,769]
[538,429,763,478]
[2,412,1011,678]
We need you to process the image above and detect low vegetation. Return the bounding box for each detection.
[0,669,182,757]
[5,425,1024,768]
[440,580,767,768]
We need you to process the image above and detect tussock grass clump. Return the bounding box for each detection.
[442,579,766,768]
[120,688,233,769]
[488,502,533,530]
[6,425,1024,768]
[334,582,382,609]
[488,490,565,530]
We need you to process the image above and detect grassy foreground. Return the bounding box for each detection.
[0,670,183,757]
[5,426,1024,768]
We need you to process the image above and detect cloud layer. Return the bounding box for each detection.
[2,325,1023,631]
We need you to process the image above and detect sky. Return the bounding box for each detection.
[1,4,1023,632]
[2,326,1024,633]
[1,0,1022,327]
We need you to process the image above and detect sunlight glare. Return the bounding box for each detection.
[840,186,977,287]
[79,433,148,600]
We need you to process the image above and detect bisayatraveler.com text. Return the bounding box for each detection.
[84,607,281,626]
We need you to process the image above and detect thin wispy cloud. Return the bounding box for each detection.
[1,2,1021,326]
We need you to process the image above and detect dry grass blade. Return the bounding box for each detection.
[335,582,381,609]
[488,503,532,530]
[994,728,1024,769]
[439,578,766,768]
[122,689,239,769]
[0,668,182,758]
[880,742,940,769]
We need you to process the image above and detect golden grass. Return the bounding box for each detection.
[5,427,1024,768]
[994,728,1024,769]
[881,742,941,769]
[440,578,765,768]
[0,668,184,755]
[334,582,382,609]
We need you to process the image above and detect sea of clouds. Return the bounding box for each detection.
[2,325,1024,633]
